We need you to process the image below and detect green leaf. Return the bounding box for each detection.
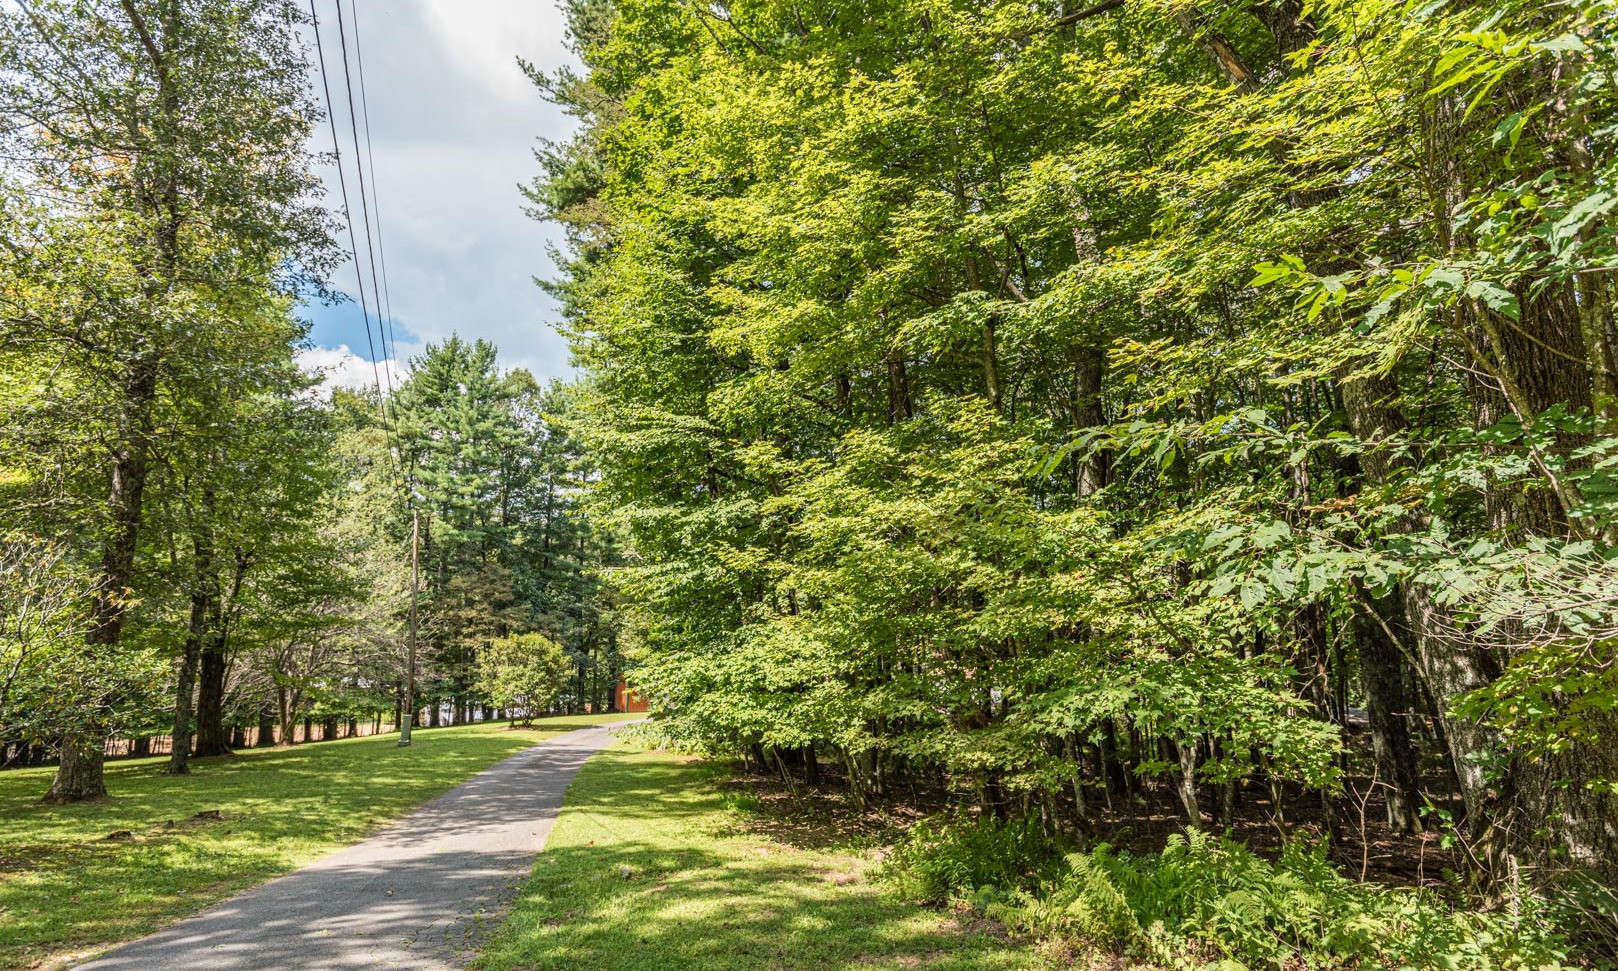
[1465,279,1520,321]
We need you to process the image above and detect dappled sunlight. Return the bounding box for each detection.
[478,744,1029,971]
[0,715,639,967]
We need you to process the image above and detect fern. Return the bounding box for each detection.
[883,818,1583,969]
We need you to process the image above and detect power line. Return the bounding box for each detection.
[307,0,384,409]
[333,0,392,405]
[312,0,416,746]
[346,0,404,386]
[308,0,398,472]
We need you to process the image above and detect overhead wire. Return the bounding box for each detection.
[311,0,417,737]
[336,0,417,504]
[307,0,398,468]
[345,0,404,390]
[332,0,394,407]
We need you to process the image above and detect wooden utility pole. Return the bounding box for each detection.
[400,508,419,747]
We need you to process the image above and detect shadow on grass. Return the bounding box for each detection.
[77,849,539,970]
[79,724,630,970]
[478,748,1027,971]
[0,716,633,967]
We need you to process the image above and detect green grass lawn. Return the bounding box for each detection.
[476,741,1035,971]
[0,713,638,970]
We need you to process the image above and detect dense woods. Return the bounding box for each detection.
[531,0,1618,957]
[0,2,618,803]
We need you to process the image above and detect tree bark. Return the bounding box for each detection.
[166,523,213,774]
[195,636,229,757]
[1072,344,1108,496]
[1172,738,1201,825]
[276,686,296,746]
[886,354,912,424]
[1339,373,1496,811]
[1354,591,1423,833]
[165,602,205,774]
[196,549,249,757]
[44,736,107,804]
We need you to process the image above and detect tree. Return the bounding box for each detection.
[392,340,620,724]
[0,0,332,799]
[529,0,1618,889]
[476,633,568,725]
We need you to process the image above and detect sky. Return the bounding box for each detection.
[296,0,576,392]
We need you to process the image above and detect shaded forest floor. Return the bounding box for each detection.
[724,756,1466,891]
[475,741,1033,970]
[487,737,1615,971]
[0,714,639,970]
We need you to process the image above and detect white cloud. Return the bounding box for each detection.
[418,0,569,102]
[297,343,415,398]
[306,0,577,379]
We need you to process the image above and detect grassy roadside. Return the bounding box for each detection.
[476,741,1034,971]
[0,713,639,970]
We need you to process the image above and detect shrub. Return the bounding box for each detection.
[474,633,568,724]
[881,812,1069,905]
[884,822,1580,969]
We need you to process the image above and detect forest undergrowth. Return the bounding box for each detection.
[717,746,1613,968]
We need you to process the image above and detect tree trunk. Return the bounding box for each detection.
[1355,591,1423,833]
[257,707,276,747]
[886,354,912,424]
[46,354,159,802]
[44,736,107,804]
[166,551,211,774]
[196,550,248,758]
[1099,719,1127,812]
[1172,738,1201,825]
[195,637,229,757]
[1073,344,1108,496]
[277,687,296,746]
[1340,374,1498,815]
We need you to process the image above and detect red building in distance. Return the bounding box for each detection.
[615,676,648,713]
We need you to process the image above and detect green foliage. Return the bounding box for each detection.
[393,341,622,720]
[0,533,168,743]
[888,823,1578,969]
[531,0,1618,892]
[0,0,340,785]
[477,632,570,723]
[881,814,1069,907]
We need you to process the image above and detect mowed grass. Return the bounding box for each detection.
[476,742,1034,971]
[0,713,639,970]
